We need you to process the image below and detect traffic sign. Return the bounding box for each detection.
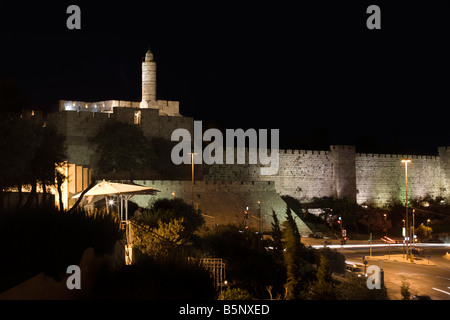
[342,229,347,237]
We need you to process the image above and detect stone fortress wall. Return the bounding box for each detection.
[131,180,312,234]
[356,147,450,206]
[58,99,180,117]
[205,146,450,207]
[45,103,450,209]
[47,107,193,167]
[29,48,450,216]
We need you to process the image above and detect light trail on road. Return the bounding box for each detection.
[311,243,450,249]
[432,288,450,296]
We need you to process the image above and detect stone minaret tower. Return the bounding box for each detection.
[141,49,156,107]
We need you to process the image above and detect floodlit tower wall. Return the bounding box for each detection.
[141,50,157,103]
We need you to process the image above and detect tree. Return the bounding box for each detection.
[143,198,205,241]
[283,206,303,300]
[56,168,66,211]
[0,117,40,207]
[271,210,283,258]
[132,218,187,257]
[202,224,284,299]
[308,254,336,299]
[0,115,66,209]
[415,224,432,240]
[401,280,411,300]
[90,122,155,179]
[315,248,346,275]
[30,124,66,206]
[310,196,359,233]
[335,273,388,300]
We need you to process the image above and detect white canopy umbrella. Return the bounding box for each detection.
[72,180,159,266]
[72,180,158,198]
[72,180,159,220]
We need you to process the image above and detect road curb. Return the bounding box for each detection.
[365,255,437,266]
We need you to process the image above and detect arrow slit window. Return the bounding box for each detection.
[134,111,141,124]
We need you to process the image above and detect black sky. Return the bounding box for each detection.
[0,1,448,154]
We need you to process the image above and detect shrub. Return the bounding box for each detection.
[335,273,389,300]
[401,280,411,300]
[132,218,187,258]
[221,287,254,300]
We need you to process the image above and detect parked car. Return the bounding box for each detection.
[345,263,367,277]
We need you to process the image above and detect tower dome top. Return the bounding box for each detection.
[144,49,154,62]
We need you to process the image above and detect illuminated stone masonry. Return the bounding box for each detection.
[47,107,193,167]
[58,99,180,117]
[205,146,450,207]
[27,49,450,210]
[58,49,180,117]
[132,180,312,234]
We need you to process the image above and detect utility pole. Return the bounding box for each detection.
[412,209,415,248]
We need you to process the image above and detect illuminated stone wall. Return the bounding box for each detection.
[438,147,450,195]
[356,153,445,206]
[131,180,312,235]
[331,145,356,201]
[204,146,354,203]
[205,146,450,207]
[47,107,193,167]
[252,148,337,202]
[58,99,180,117]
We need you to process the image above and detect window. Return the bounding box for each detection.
[134,111,141,124]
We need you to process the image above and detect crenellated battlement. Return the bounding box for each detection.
[279,149,331,156]
[59,99,181,117]
[206,143,450,207]
[140,179,275,189]
[331,145,356,150]
[356,153,439,160]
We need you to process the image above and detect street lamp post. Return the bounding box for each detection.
[412,208,415,248]
[401,159,411,260]
[402,219,405,258]
[258,200,262,233]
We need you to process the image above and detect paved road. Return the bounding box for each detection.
[343,246,450,300]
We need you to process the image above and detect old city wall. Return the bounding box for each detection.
[59,99,180,117]
[131,180,312,235]
[204,146,353,202]
[42,104,450,209]
[47,108,194,167]
[356,153,446,206]
[253,148,337,202]
[438,147,450,195]
[205,145,450,207]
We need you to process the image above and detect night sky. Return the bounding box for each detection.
[0,1,448,154]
